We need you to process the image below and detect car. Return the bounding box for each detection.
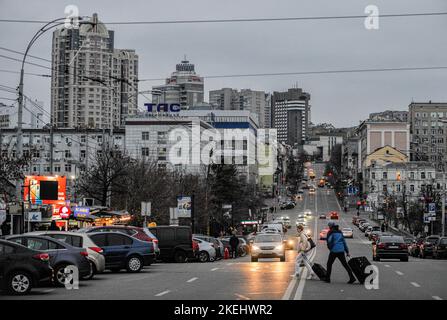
[342,228,353,238]
[372,235,409,262]
[319,228,330,240]
[28,231,106,278]
[419,236,441,259]
[219,237,249,257]
[329,211,339,220]
[356,219,367,227]
[193,234,224,259]
[359,222,370,232]
[250,233,286,262]
[408,238,425,257]
[433,237,447,259]
[352,216,361,225]
[297,213,305,220]
[79,225,160,259]
[280,202,295,210]
[304,209,312,217]
[192,238,216,262]
[319,214,327,219]
[88,232,154,272]
[261,223,284,235]
[149,226,195,263]
[309,188,316,195]
[0,240,53,295]
[5,234,91,286]
[296,220,307,227]
[366,226,381,239]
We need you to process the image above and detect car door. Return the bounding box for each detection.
[104,233,132,267]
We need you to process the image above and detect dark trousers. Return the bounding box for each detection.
[231,246,238,258]
[326,252,355,280]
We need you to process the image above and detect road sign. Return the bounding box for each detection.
[141,202,151,217]
[27,211,42,222]
[346,186,359,196]
[428,203,436,214]
[423,213,431,224]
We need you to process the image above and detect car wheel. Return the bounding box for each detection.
[81,262,95,280]
[174,250,187,263]
[280,255,286,262]
[198,251,210,263]
[251,257,258,262]
[54,264,76,287]
[126,256,143,273]
[7,271,33,295]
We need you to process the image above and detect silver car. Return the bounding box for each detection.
[193,238,216,262]
[28,231,106,277]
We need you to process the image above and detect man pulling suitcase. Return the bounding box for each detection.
[325,222,356,284]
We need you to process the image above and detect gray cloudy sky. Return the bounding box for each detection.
[1,0,447,127]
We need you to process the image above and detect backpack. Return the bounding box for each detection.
[307,235,316,250]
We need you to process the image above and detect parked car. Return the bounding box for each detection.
[419,236,441,259]
[251,233,286,262]
[342,228,353,238]
[372,235,409,262]
[280,201,295,210]
[88,232,154,272]
[0,240,53,295]
[193,234,224,259]
[192,238,216,262]
[408,238,425,257]
[359,222,370,232]
[4,235,91,286]
[433,237,447,259]
[366,226,381,239]
[352,216,361,225]
[79,225,160,259]
[319,214,327,220]
[356,219,367,227]
[149,226,194,263]
[27,231,105,278]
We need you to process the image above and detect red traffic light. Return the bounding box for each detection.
[356,201,361,206]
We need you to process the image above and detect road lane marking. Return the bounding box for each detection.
[226,263,234,266]
[384,264,391,268]
[235,293,250,300]
[155,290,170,297]
[187,277,198,283]
[395,271,404,276]
[432,296,443,300]
[211,267,219,271]
[411,282,421,288]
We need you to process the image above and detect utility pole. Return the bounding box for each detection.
[442,173,446,237]
[49,124,54,175]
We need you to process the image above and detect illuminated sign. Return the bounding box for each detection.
[24,176,67,205]
[58,206,71,219]
[144,103,181,113]
[74,206,91,219]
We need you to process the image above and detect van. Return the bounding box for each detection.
[149,226,195,263]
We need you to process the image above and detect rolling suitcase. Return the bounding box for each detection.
[312,263,327,280]
[348,256,372,284]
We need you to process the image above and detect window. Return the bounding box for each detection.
[410,185,415,192]
[142,132,149,141]
[26,238,50,250]
[141,147,150,157]
[396,184,401,192]
[371,172,376,180]
[107,234,132,246]
[383,172,388,179]
[65,164,72,172]
[0,244,15,255]
[65,150,71,158]
[90,234,107,247]
[410,172,415,180]
[54,165,61,173]
[158,147,167,161]
[421,172,426,179]
[157,132,167,144]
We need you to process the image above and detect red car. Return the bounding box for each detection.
[330,211,339,220]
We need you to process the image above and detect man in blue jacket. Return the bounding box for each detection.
[325,222,356,284]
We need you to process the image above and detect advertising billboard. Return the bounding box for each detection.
[24,176,67,205]
[177,196,192,218]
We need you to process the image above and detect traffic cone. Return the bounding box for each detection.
[224,247,230,259]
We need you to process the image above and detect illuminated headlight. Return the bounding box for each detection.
[252,245,260,251]
[275,245,284,250]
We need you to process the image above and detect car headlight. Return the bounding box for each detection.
[275,245,284,250]
[252,245,260,251]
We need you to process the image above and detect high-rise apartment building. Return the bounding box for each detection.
[51,13,138,129]
[409,102,447,171]
[271,88,311,146]
[152,59,204,108]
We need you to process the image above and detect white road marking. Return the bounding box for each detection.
[411,282,421,288]
[226,263,234,266]
[186,277,198,283]
[384,264,391,268]
[432,296,443,300]
[155,290,170,297]
[235,293,250,300]
[211,267,219,271]
[395,271,404,276]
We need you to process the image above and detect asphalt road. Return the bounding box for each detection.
[3,163,446,300]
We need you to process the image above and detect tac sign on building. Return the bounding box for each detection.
[144,103,181,113]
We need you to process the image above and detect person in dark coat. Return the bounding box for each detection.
[229,233,240,259]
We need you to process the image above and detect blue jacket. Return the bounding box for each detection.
[327,230,349,254]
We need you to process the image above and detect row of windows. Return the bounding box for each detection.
[371,171,434,180]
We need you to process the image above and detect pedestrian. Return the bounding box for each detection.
[384,221,389,232]
[381,223,385,233]
[48,220,59,231]
[229,232,239,259]
[325,222,356,284]
[295,224,317,279]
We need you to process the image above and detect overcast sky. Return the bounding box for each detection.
[1,0,446,127]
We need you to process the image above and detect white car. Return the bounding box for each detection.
[342,228,354,239]
[251,233,286,262]
[193,238,216,262]
[304,210,312,217]
[28,231,106,278]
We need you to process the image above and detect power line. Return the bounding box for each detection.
[138,65,447,82]
[0,46,52,63]
[0,54,52,70]
[1,11,447,25]
[0,69,50,77]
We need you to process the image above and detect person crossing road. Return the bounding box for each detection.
[295,224,317,280]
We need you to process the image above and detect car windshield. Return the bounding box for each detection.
[255,235,282,243]
[426,238,439,243]
[440,239,447,245]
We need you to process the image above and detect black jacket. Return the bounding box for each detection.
[229,235,239,247]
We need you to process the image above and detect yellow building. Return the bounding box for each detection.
[363,145,408,168]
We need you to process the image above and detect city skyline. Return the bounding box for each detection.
[1,0,447,128]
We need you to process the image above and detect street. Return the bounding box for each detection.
[3,164,445,301]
